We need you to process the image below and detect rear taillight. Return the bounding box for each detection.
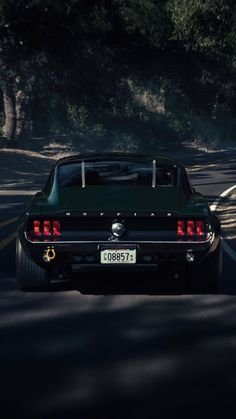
[196,220,204,237]
[33,220,40,236]
[53,221,60,237]
[32,220,60,239]
[177,220,205,239]
[187,221,194,237]
[177,220,184,237]
[44,220,51,236]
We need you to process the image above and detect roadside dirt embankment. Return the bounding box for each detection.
[0,143,74,191]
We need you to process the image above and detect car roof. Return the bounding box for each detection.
[55,152,181,168]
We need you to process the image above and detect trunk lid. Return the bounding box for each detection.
[57,185,186,213]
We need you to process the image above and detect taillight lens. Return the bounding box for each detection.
[187,221,194,237]
[177,220,205,239]
[32,219,60,240]
[44,220,51,236]
[53,220,60,237]
[33,220,40,236]
[177,220,184,237]
[196,220,204,237]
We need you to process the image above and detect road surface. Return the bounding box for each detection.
[1,149,236,419]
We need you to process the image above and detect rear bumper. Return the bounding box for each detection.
[20,231,219,273]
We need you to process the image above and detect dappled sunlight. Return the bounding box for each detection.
[216,195,236,240]
[127,78,165,115]
[0,148,52,191]
[0,189,37,195]
[1,144,236,418]
[1,289,235,418]
[1,227,236,418]
[30,353,180,413]
[1,147,49,159]
[1,0,236,415]
[0,202,26,210]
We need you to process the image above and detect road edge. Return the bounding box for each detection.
[210,184,236,263]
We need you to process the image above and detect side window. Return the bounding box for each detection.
[59,163,82,187]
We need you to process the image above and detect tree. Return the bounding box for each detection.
[0,1,71,144]
[168,0,236,140]
[1,0,236,147]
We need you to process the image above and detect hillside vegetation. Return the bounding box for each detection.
[0,0,236,150]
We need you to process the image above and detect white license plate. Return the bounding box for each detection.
[100,249,136,264]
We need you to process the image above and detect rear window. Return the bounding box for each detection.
[59,160,177,187]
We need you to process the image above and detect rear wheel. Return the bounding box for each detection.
[16,237,50,291]
[188,240,222,293]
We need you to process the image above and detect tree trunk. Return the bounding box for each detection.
[15,90,27,142]
[2,87,16,144]
[2,86,28,145]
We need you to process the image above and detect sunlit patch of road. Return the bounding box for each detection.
[0,189,37,195]
[216,193,236,240]
[1,282,236,418]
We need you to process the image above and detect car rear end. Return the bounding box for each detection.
[17,154,221,290]
[22,210,218,277]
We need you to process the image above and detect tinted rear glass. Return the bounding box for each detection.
[59,160,177,187]
[59,162,82,187]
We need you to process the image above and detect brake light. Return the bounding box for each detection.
[177,220,184,237]
[32,219,60,240]
[33,220,40,236]
[187,221,194,237]
[44,220,51,236]
[53,220,60,237]
[177,219,205,240]
[196,220,204,237]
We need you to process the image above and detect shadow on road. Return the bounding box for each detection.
[1,243,236,419]
[49,271,213,296]
[1,277,236,419]
[2,149,236,418]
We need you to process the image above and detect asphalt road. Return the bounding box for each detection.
[1,149,236,419]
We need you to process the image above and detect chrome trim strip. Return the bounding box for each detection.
[24,232,214,245]
[152,160,156,188]
[81,160,85,188]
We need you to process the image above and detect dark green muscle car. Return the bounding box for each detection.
[16,153,221,291]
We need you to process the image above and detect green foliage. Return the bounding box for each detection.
[116,0,170,48]
[169,0,236,57]
[0,0,236,147]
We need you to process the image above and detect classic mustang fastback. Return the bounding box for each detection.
[16,153,221,291]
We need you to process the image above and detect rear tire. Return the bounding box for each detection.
[189,240,222,293]
[16,237,50,291]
